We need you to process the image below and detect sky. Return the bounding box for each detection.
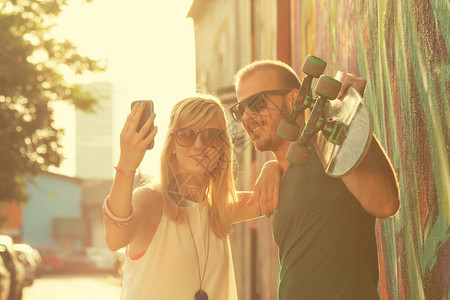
[48,0,196,180]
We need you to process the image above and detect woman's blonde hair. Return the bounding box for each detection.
[160,94,238,239]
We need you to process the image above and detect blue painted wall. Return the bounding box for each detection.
[22,172,83,250]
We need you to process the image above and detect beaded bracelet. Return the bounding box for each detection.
[114,166,136,174]
[102,208,130,227]
[102,196,133,227]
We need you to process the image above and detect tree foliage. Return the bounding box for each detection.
[0,0,105,202]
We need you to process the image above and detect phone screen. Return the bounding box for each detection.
[131,100,154,150]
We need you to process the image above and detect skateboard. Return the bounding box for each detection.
[277,56,373,178]
[276,55,327,141]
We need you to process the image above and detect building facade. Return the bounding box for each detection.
[22,172,84,257]
[76,81,114,180]
[188,1,282,299]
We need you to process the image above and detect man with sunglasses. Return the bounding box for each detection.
[231,60,399,299]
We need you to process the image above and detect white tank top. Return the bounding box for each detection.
[120,200,238,300]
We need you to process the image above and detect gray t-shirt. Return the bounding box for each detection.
[272,151,379,300]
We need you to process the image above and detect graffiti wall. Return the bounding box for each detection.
[290,0,449,299]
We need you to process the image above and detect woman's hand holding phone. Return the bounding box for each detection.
[117,101,157,172]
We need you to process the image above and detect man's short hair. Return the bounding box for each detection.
[234,60,301,89]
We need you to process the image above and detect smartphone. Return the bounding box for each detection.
[131,100,154,150]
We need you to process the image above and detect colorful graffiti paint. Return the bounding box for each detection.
[291,0,449,299]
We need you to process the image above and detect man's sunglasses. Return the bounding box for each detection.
[229,89,292,122]
[174,128,224,147]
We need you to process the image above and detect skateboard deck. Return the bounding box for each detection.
[312,73,373,177]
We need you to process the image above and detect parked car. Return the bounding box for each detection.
[63,248,92,273]
[35,247,63,273]
[12,244,37,287]
[115,248,125,278]
[0,235,25,300]
[29,248,42,277]
[0,256,11,300]
[86,247,121,273]
[64,247,121,274]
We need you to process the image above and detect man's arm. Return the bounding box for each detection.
[232,192,261,223]
[342,136,399,218]
[337,72,400,218]
[232,160,282,222]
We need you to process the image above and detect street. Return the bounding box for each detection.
[23,273,122,300]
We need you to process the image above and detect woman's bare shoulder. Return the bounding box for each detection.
[132,185,164,213]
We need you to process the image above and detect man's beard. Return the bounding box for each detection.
[253,128,282,152]
[252,102,290,152]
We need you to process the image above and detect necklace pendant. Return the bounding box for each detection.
[195,290,208,300]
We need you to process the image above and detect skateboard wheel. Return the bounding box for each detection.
[286,142,312,166]
[315,75,342,100]
[302,56,327,78]
[277,119,300,141]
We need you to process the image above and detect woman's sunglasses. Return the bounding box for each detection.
[229,89,292,122]
[174,128,224,147]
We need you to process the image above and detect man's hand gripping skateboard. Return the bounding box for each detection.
[277,55,373,177]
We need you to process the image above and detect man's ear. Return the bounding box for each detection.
[288,89,299,110]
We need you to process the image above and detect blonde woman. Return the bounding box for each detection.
[103,95,280,300]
